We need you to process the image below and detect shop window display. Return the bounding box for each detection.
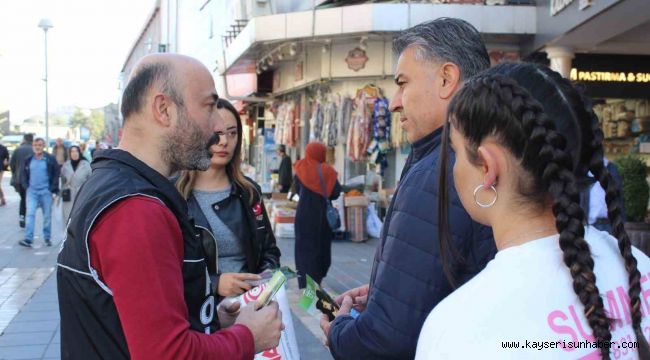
[595,99,650,157]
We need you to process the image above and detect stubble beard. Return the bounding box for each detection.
[162,107,212,172]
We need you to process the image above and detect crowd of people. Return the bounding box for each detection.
[0,15,647,360]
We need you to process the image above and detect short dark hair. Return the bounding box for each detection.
[393,18,490,80]
[277,144,286,153]
[33,137,45,144]
[120,62,184,120]
[23,133,34,143]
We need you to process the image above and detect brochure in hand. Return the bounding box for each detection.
[298,275,359,321]
[245,266,297,287]
[255,270,287,309]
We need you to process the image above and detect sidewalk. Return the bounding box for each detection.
[0,175,378,359]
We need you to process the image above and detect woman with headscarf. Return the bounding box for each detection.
[292,142,341,288]
[60,145,92,222]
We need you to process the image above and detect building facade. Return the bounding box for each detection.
[119,0,650,188]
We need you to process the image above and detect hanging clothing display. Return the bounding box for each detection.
[347,94,372,161]
[274,103,287,145]
[282,102,296,147]
[322,98,338,147]
[309,100,323,142]
[366,97,391,175]
[337,95,353,145]
[270,100,301,148]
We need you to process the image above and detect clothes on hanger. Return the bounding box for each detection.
[347,93,372,161]
[322,98,338,147]
[337,95,353,145]
[366,97,391,175]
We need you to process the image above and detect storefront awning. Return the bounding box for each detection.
[221,2,536,75]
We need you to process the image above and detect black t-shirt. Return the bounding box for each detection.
[0,144,9,171]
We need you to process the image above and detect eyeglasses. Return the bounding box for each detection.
[215,130,238,140]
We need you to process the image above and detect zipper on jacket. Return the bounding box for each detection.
[195,225,219,274]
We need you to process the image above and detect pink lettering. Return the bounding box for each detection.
[605,290,624,330]
[548,309,579,352]
[569,305,594,342]
[616,286,632,325]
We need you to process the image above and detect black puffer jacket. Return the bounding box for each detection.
[187,178,281,293]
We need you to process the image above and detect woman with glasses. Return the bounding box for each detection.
[176,99,281,299]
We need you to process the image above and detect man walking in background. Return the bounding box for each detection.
[19,137,59,247]
[10,133,34,227]
[277,144,292,193]
[52,137,68,167]
[0,140,9,206]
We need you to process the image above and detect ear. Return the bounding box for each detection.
[476,145,501,187]
[438,62,462,100]
[151,93,173,127]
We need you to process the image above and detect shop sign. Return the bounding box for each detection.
[345,47,369,72]
[551,0,592,16]
[570,68,650,83]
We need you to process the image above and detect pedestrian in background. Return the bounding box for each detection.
[292,141,341,289]
[60,145,91,223]
[0,141,9,206]
[52,137,68,167]
[9,133,34,227]
[90,140,100,159]
[580,157,625,234]
[176,98,281,299]
[277,144,292,193]
[19,138,59,247]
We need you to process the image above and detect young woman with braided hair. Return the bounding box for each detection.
[416,71,650,359]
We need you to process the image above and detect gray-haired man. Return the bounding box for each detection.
[320,18,497,359]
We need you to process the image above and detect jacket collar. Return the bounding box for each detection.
[410,127,443,163]
[92,149,188,216]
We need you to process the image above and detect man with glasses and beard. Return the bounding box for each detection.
[57,54,283,359]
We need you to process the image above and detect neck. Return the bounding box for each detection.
[490,207,558,251]
[34,153,43,159]
[194,164,230,191]
[118,126,171,177]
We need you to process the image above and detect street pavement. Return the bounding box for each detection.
[0,175,378,359]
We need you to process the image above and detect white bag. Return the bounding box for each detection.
[237,285,300,360]
[366,204,383,239]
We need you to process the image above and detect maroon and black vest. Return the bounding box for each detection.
[57,149,217,359]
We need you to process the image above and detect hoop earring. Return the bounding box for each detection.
[473,183,498,208]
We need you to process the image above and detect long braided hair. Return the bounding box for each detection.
[488,63,649,356]
[437,71,649,358]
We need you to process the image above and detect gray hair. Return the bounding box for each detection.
[393,18,490,80]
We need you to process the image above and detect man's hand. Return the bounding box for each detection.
[320,296,353,346]
[235,301,284,353]
[217,299,240,328]
[335,283,369,312]
[218,273,261,297]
